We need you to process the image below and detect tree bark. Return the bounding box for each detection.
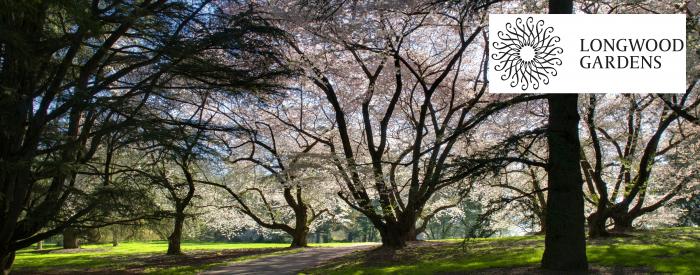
[378,217,415,248]
[587,212,610,238]
[35,241,43,250]
[289,195,311,248]
[63,228,80,249]
[541,94,589,269]
[167,213,185,255]
[379,226,408,248]
[405,223,418,242]
[112,229,119,247]
[611,214,634,233]
[290,228,309,248]
[0,250,14,275]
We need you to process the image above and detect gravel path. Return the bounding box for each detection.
[200,244,376,275]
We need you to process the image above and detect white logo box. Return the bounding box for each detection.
[488,14,686,94]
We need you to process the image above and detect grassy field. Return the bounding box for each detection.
[14,228,700,274]
[14,241,371,274]
[305,227,700,275]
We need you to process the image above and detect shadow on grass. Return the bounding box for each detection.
[305,227,700,275]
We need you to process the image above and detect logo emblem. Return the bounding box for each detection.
[492,17,563,90]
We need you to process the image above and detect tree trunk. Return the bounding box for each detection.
[63,228,80,249]
[404,223,418,242]
[587,212,610,238]
[611,215,634,233]
[288,203,310,247]
[0,250,15,275]
[167,213,185,255]
[541,94,589,271]
[379,221,413,248]
[379,228,406,248]
[290,228,309,247]
[112,230,119,247]
[35,241,43,250]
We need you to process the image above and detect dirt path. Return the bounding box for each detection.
[200,244,376,275]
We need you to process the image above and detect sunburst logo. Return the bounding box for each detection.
[491,17,563,90]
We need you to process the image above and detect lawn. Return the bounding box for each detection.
[305,227,700,275]
[13,228,700,274]
[13,241,370,274]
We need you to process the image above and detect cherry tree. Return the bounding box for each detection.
[197,94,336,247]
[263,1,546,248]
[582,94,700,237]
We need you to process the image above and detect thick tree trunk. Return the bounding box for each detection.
[63,228,80,249]
[167,213,185,255]
[379,227,407,248]
[0,250,15,275]
[541,94,589,271]
[36,241,43,250]
[405,223,418,242]
[379,220,414,248]
[587,212,610,238]
[289,203,310,248]
[611,215,634,233]
[290,228,309,248]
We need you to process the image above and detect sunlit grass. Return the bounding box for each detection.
[325,248,543,274]
[16,228,700,274]
[308,227,700,275]
[16,241,285,268]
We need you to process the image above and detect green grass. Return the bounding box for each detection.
[16,228,700,274]
[586,227,700,274]
[14,241,368,274]
[16,241,285,268]
[306,227,700,275]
